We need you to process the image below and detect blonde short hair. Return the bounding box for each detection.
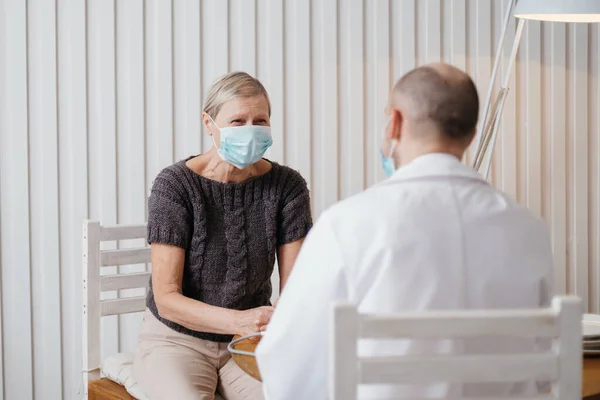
[203,72,271,118]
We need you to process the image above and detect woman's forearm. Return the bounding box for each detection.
[156,292,239,334]
[277,238,305,293]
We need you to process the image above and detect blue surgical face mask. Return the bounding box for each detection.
[380,117,398,177]
[380,143,398,177]
[209,116,273,169]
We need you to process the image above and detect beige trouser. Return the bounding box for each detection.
[133,309,264,400]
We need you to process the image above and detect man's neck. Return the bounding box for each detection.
[398,142,464,167]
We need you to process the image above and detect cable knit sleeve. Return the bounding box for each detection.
[147,167,192,249]
[277,168,313,246]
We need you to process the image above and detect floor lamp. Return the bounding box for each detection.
[471,0,600,180]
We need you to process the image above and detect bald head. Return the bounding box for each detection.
[391,63,479,141]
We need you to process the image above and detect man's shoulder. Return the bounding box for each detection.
[323,180,548,233]
[325,179,426,214]
[486,187,548,226]
[326,185,382,215]
[321,184,409,233]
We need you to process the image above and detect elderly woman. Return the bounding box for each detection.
[133,72,313,400]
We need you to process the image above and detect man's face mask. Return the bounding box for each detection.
[379,117,398,177]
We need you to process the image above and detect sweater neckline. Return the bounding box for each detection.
[179,155,277,187]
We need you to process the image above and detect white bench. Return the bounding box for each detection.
[330,296,583,399]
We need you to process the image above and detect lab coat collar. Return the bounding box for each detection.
[386,152,487,184]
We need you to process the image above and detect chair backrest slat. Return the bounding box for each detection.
[359,353,558,384]
[100,272,151,291]
[401,397,555,400]
[100,224,147,241]
[330,296,582,400]
[100,247,151,266]
[100,296,147,316]
[360,309,558,339]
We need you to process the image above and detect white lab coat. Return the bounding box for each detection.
[255,153,553,400]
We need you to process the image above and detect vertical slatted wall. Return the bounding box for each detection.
[1,0,599,398]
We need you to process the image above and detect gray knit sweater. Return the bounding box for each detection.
[146,157,313,342]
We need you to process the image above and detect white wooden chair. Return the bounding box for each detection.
[330,296,582,400]
[82,220,228,400]
[82,220,150,399]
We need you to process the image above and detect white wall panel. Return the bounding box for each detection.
[591,25,600,320]
[28,0,63,397]
[525,21,542,218]
[285,0,312,195]
[0,2,4,390]
[2,0,600,398]
[313,0,339,211]
[230,0,256,76]
[146,0,174,182]
[88,0,120,364]
[258,0,284,163]
[340,0,365,198]
[116,0,147,356]
[201,0,229,152]
[173,0,202,160]
[468,0,493,168]
[57,0,88,396]
[423,0,441,63]
[372,0,391,186]
[571,24,590,305]
[395,0,417,74]
[0,1,33,399]
[546,21,568,295]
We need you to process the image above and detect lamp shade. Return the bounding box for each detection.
[514,0,600,22]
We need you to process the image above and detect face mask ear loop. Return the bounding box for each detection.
[207,114,220,149]
[382,115,396,156]
[388,139,398,158]
[207,113,221,130]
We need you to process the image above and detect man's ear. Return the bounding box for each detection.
[389,109,403,141]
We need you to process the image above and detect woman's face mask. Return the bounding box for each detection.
[208,115,273,169]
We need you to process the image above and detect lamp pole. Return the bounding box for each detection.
[471,0,526,180]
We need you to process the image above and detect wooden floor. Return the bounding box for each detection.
[88,379,135,400]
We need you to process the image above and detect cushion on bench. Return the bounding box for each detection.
[102,353,149,400]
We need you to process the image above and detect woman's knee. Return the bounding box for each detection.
[218,358,264,400]
[134,344,218,399]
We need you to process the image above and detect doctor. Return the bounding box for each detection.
[255,63,553,399]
